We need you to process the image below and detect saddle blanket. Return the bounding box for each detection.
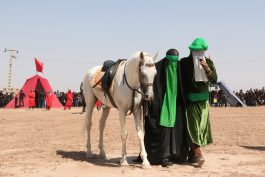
[90,67,115,92]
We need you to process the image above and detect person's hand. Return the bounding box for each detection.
[199,57,211,75]
[199,57,209,69]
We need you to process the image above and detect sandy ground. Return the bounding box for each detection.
[0,107,265,177]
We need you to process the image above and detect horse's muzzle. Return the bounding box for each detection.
[144,94,153,101]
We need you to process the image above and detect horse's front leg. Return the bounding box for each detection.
[119,111,129,166]
[133,107,151,169]
[98,107,110,158]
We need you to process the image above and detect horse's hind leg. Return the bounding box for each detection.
[84,89,96,158]
[133,107,151,168]
[98,107,110,158]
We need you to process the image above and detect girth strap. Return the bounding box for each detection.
[104,91,117,108]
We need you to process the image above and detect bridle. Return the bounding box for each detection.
[138,60,155,94]
[123,59,155,115]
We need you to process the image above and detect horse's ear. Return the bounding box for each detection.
[140,51,144,60]
[153,51,158,61]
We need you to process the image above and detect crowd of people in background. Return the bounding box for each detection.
[55,90,84,108]
[0,91,14,108]
[1,87,265,108]
[234,87,265,106]
[0,89,85,109]
[210,89,228,107]
[210,87,265,107]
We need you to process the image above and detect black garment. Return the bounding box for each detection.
[37,91,46,108]
[19,91,25,107]
[15,96,18,108]
[144,58,190,165]
[80,82,86,113]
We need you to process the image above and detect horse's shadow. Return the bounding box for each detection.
[240,146,265,151]
[56,150,141,168]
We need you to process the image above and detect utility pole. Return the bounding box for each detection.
[4,48,19,92]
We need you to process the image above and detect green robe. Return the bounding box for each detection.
[180,54,217,146]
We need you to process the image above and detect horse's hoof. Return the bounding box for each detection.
[120,159,129,166]
[99,151,106,158]
[142,163,151,169]
[86,152,93,158]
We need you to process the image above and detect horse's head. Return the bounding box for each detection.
[138,51,157,101]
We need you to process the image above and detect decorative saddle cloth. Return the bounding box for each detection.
[91,66,104,89]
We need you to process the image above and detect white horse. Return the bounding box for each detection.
[82,51,157,168]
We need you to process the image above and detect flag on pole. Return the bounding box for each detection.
[34,58,44,73]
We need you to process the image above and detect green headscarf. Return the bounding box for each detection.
[160,55,179,127]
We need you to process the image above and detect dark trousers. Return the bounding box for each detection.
[19,98,24,107]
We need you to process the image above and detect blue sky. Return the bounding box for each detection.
[0,0,264,92]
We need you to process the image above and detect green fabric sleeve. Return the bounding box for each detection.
[206,59,217,83]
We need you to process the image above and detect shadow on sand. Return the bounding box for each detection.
[56,150,141,168]
[240,146,265,151]
[56,150,200,168]
[71,112,84,115]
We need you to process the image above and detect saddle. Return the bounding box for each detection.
[101,60,119,91]
[91,59,126,107]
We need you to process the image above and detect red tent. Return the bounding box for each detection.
[5,75,63,109]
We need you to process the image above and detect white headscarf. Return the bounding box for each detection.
[192,50,208,82]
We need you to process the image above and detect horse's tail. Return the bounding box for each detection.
[81,71,91,137]
[81,67,98,137]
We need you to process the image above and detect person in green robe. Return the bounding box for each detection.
[180,37,218,165]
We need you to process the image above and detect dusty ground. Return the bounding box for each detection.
[0,107,265,177]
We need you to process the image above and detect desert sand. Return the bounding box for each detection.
[0,107,265,177]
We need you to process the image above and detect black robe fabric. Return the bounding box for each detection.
[144,58,190,164]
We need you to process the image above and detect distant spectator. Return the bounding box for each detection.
[95,100,102,111]
[80,82,86,113]
[38,90,46,108]
[59,92,66,106]
[73,92,79,107]
[15,95,19,108]
[29,90,36,109]
[218,90,227,107]
[19,90,25,108]
[45,90,52,110]
[64,89,73,110]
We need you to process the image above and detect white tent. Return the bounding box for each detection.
[211,81,246,107]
